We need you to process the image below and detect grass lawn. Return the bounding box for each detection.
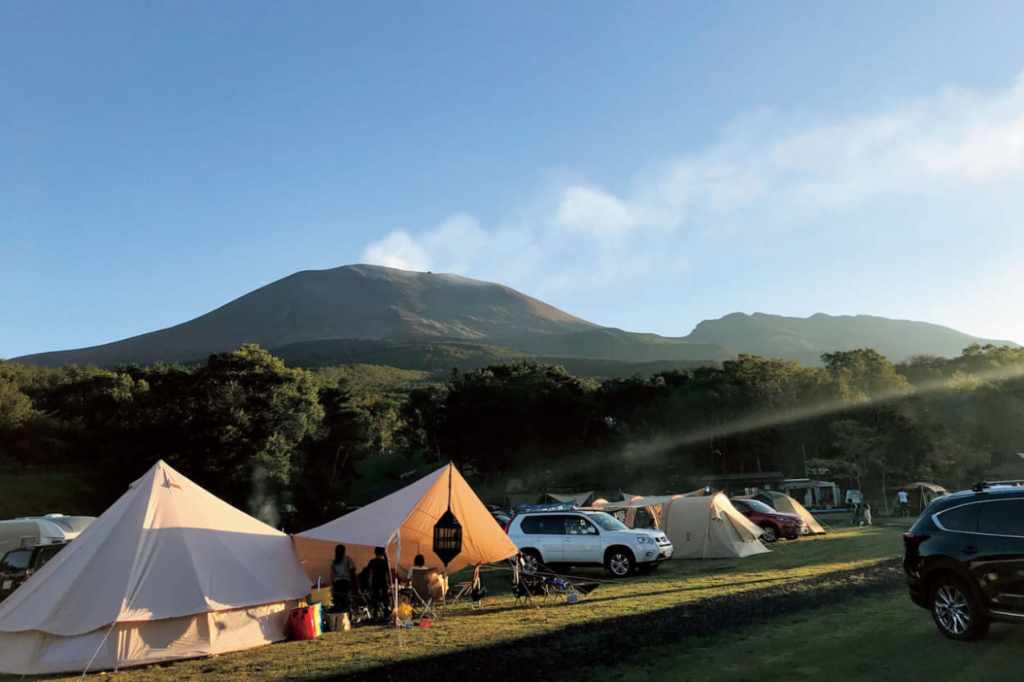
[600,588,1024,682]
[0,466,98,519]
[16,525,908,681]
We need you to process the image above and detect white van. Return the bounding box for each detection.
[0,515,95,556]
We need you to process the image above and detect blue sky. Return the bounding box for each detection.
[3,1,1024,358]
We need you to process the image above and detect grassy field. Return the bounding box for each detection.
[601,588,1024,682]
[18,525,909,681]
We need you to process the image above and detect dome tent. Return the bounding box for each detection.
[0,461,311,676]
[661,493,769,559]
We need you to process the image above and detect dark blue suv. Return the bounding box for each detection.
[904,484,1024,640]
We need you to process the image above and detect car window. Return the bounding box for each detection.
[1,549,33,572]
[38,544,64,563]
[936,503,980,532]
[565,516,598,535]
[978,500,1024,537]
[586,512,628,532]
[732,500,750,513]
[519,515,567,535]
[743,500,776,514]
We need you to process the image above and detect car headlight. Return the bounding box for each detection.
[636,535,653,544]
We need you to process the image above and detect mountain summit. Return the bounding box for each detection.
[14,265,600,367]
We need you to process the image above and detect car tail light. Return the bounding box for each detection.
[903,531,929,556]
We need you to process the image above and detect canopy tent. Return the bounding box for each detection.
[598,495,681,530]
[543,491,595,506]
[899,482,948,512]
[0,461,311,676]
[294,464,518,582]
[780,479,842,510]
[660,493,769,559]
[747,491,827,535]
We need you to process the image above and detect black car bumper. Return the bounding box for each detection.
[907,580,929,609]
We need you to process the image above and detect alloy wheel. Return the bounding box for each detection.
[609,553,631,576]
[934,584,971,636]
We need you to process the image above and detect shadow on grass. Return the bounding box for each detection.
[323,559,905,682]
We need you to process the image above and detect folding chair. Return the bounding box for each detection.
[448,565,483,607]
[511,557,543,609]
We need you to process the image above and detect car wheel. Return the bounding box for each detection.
[520,550,543,576]
[759,524,778,543]
[605,549,635,577]
[931,576,989,641]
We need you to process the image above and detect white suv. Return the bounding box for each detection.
[507,510,673,577]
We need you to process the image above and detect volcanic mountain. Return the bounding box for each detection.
[14,265,1015,369]
[14,265,723,368]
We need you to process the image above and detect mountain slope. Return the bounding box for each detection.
[683,312,1017,364]
[16,265,719,367]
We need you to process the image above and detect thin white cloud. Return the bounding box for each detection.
[556,185,637,233]
[361,230,431,271]
[362,71,1024,295]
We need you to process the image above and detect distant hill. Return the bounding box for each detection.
[682,312,1017,364]
[14,264,723,368]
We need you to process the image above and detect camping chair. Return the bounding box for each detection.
[511,557,544,609]
[405,567,444,619]
[447,565,484,608]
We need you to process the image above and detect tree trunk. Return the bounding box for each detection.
[881,468,890,515]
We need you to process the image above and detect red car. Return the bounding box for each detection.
[730,499,803,542]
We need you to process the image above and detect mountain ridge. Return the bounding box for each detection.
[11,264,1017,368]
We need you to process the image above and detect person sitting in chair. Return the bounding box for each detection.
[409,554,448,603]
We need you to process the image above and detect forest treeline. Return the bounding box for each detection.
[1,343,1023,528]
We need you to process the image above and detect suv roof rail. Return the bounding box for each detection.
[971,480,1024,492]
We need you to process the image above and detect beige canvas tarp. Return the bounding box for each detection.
[544,491,595,506]
[0,461,311,676]
[661,493,769,559]
[600,495,681,530]
[294,463,519,582]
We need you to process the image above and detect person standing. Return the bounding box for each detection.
[897,488,910,517]
[331,544,357,614]
[366,546,391,616]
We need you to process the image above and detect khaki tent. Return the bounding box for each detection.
[900,482,948,512]
[0,461,311,676]
[661,493,769,559]
[747,491,827,535]
[294,464,518,581]
[600,494,680,530]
